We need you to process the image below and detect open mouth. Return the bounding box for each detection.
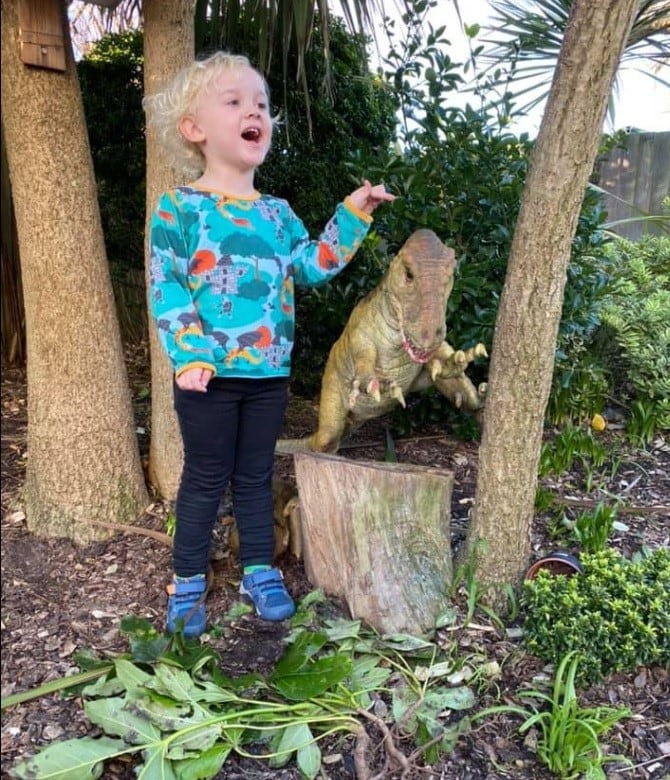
[241,127,261,142]
[401,332,437,364]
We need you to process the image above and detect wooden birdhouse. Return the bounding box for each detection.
[18,0,66,71]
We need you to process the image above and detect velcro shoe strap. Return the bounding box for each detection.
[166,579,206,596]
[248,569,284,589]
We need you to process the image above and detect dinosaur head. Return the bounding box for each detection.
[386,230,456,363]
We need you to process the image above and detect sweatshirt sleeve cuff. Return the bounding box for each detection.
[175,362,217,379]
[343,196,373,224]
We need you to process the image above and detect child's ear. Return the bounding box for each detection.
[179,115,205,143]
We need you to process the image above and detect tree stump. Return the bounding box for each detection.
[293,451,454,635]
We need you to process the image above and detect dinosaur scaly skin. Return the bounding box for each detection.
[279,229,487,454]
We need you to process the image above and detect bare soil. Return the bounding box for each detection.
[2,346,669,779]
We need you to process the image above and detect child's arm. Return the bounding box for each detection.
[289,182,396,286]
[148,193,216,385]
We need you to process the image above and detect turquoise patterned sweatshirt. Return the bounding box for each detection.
[148,186,372,379]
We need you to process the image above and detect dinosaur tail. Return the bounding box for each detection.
[275,436,315,455]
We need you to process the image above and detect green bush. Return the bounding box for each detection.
[547,186,615,425]
[522,547,670,685]
[78,31,145,273]
[301,8,615,434]
[77,11,627,434]
[596,235,670,439]
[78,31,147,343]
[255,18,399,234]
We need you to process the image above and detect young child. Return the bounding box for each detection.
[143,51,395,637]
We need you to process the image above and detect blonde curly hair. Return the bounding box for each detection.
[143,52,277,180]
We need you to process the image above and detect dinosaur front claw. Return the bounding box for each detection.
[426,341,489,413]
[348,379,361,409]
[390,382,406,408]
[367,377,381,403]
[349,376,382,408]
[430,342,488,381]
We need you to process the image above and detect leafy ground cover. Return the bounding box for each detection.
[1,346,669,779]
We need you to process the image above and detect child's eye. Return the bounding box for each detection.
[226,99,239,106]
[258,102,267,111]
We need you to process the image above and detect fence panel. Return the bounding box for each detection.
[596,131,670,240]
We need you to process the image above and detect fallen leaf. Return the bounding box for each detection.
[59,640,77,658]
[90,609,117,619]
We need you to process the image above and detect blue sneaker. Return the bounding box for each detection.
[239,568,295,621]
[166,574,207,637]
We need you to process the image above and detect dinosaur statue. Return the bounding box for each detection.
[277,229,487,454]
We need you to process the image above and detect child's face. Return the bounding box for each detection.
[188,65,273,175]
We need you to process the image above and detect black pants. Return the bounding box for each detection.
[173,377,288,576]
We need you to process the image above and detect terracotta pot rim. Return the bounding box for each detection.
[525,551,584,580]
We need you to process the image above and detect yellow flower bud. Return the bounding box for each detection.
[591,413,607,432]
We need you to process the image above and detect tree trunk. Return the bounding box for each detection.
[1,0,148,542]
[143,0,196,499]
[463,0,638,605]
[294,451,454,635]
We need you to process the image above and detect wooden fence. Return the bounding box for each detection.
[596,131,670,240]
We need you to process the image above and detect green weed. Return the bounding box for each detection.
[570,502,619,553]
[474,652,631,779]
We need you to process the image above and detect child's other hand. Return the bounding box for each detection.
[348,180,396,215]
[176,367,213,392]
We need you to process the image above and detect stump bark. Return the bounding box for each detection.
[293,451,454,635]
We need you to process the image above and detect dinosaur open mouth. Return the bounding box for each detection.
[402,333,436,364]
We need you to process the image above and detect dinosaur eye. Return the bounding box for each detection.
[404,267,414,283]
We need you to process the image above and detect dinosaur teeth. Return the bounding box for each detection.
[402,337,433,364]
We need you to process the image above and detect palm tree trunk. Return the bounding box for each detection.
[1,0,148,541]
[463,0,638,605]
[143,0,196,499]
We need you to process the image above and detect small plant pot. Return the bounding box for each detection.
[525,552,584,580]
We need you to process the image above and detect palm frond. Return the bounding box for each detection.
[193,1,415,137]
[476,0,670,119]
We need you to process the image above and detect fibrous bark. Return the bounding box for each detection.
[294,451,454,635]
